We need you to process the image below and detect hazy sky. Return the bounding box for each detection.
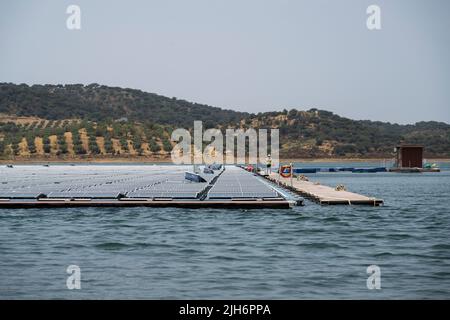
[1,0,449,124]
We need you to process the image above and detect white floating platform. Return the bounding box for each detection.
[266,173,383,206]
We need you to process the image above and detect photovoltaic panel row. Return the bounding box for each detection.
[125,191,201,199]
[126,182,209,199]
[46,191,124,199]
[208,168,279,199]
[0,191,46,199]
[0,165,277,201]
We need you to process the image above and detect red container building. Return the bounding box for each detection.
[394,145,423,168]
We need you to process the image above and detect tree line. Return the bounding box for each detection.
[0,120,173,158]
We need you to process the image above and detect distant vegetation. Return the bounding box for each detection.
[251,109,450,158]
[0,83,248,127]
[0,118,173,159]
[0,83,449,159]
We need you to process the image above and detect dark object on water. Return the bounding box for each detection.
[351,167,386,173]
[6,164,13,168]
[390,145,440,172]
[185,171,207,183]
[352,168,378,173]
[293,168,318,174]
[389,167,421,173]
[394,144,423,168]
[43,164,49,167]
[328,167,355,172]
[388,167,436,173]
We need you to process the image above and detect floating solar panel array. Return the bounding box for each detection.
[207,167,280,199]
[125,169,222,199]
[0,165,281,202]
[0,165,224,201]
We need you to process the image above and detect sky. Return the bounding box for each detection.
[0,0,449,124]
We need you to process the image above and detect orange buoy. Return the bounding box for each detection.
[279,165,292,178]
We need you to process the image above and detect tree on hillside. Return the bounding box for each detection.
[26,133,36,154]
[71,130,85,155]
[103,136,114,154]
[120,137,128,153]
[148,138,160,153]
[43,136,51,154]
[58,134,68,154]
[0,139,5,156]
[89,134,99,154]
[162,137,172,152]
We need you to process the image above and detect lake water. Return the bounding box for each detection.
[0,162,449,299]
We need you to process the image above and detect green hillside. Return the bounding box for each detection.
[0,83,449,159]
[0,83,248,127]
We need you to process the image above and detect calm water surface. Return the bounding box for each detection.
[0,162,449,299]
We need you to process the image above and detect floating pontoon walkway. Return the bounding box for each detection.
[0,165,297,209]
[265,173,383,206]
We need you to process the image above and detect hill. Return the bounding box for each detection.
[0,83,248,127]
[0,83,449,160]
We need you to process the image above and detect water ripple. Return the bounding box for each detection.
[1,166,450,299]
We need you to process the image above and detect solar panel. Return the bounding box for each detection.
[46,191,123,199]
[0,192,46,199]
[0,165,283,202]
[207,167,279,199]
[208,191,279,199]
[126,190,200,199]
